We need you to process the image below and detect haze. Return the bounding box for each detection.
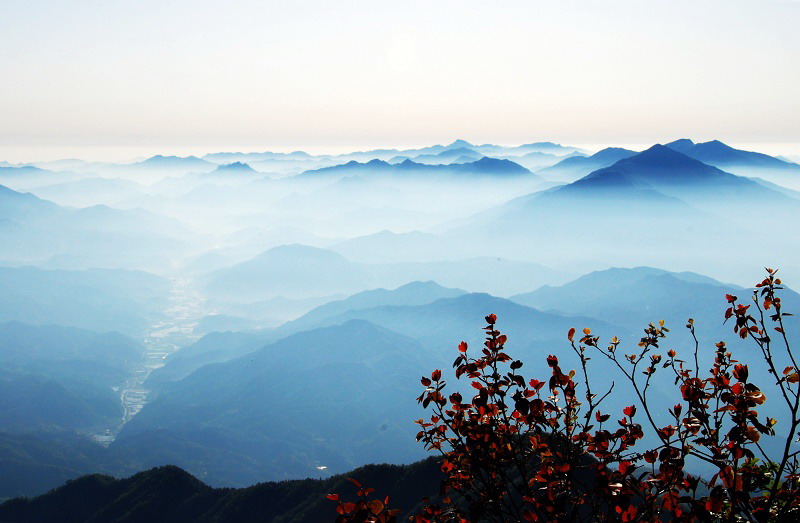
[2,0,799,162]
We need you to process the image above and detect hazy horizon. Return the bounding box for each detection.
[2,0,798,161]
[3,139,800,165]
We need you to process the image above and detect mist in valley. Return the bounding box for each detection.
[2,136,800,498]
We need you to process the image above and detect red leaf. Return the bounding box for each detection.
[623,405,636,417]
[458,341,468,352]
[568,328,576,342]
[326,493,339,501]
[368,499,385,515]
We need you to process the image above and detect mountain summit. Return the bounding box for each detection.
[665,139,800,171]
[560,144,772,194]
[211,161,257,173]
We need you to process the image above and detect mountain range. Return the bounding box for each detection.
[536,147,638,182]
[301,156,535,180]
[2,135,800,511]
[0,183,193,271]
[0,459,444,522]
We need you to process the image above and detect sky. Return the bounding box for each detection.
[1,0,799,162]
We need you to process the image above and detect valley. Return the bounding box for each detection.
[1,137,799,511]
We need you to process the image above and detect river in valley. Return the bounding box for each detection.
[92,277,206,444]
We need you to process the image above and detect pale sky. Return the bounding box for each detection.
[1,0,799,162]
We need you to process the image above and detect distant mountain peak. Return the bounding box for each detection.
[147,154,200,161]
[435,147,479,157]
[590,147,637,159]
[698,139,735,151]
[213,161,256,172]
[446,139,474,149]
[662,139,799,172]
[456,157,532,175]
[397,159,423,168]
[629,144,699,165]
[522,141,563,147]
[138,155,212,167]
[665,138,695,151]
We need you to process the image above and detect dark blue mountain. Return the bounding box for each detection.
[0,321,145,432]
[666,139,800,171]
[537,147,638,181]
[553,144,785,201]
[412,147,481,163]
[443,144,795,274]
[148,280,466,388]
[448,156,531,175]
[277,292,619,364]
[117,320,435,483]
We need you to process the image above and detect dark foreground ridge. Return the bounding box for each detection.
[0,458,443,523]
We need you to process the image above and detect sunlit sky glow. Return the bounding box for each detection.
[1,0,799,162]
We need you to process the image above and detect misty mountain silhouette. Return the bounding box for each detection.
[410,147,482,164]
[282,280,468,333]
[0,266,170,336]
[116,320,433,482]
[202,244,373,301]
[134,155,215,170]
[0,322,146,433]
[554,144,785,200]
[203,150,313,163]
[147,280,465,388]
[442,139,474,150]
[302,156,533,178]
[0,165,52,178]
[211,161,257,173]
[0,183,194,271]
[28,177,145,208]
[666,139,800,171]
[510,267,734,332]
[278,292,617,363]
[537,147,638,181]
[0,183,62,222]
[330,229,466,262]
[441,143,796,271]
